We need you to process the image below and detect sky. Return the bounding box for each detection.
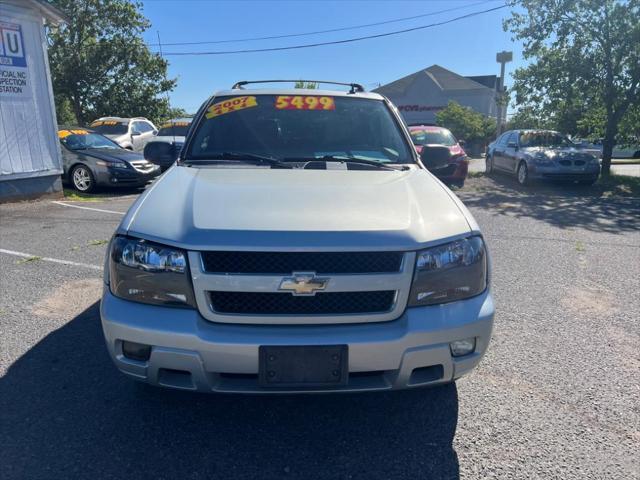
[139,0,525,113]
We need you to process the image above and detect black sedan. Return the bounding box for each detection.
[58,128,161,192]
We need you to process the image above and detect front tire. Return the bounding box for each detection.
[486,155,494,174]
[517,161,529,186]
[71,165,95,193]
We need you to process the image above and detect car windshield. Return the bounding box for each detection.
[157,123,190,137]
[186,94,413,164]
[90,122,128,135]
[409,128,457,146]
[59,131,121,150]
[520,131,573,148]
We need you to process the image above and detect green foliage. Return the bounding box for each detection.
[48,0,177,126]
[435,101,496,145]
[294,81,318,89]
[504,0,640,174]
[54,95,77,125]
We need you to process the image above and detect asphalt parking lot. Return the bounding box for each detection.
[1,175,638,479]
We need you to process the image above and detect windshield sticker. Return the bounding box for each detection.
[274,95,335,111]
[206,96,257,119]
[161,121,190,128]
[58,129,89,139]
[90,120,118,126]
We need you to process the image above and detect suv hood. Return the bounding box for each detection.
[121,166,473,250]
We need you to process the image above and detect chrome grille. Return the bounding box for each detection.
[189,251,415,325]
[130,160,156,173]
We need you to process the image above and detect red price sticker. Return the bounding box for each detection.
[206,96,258,119]
[274,96,336,111]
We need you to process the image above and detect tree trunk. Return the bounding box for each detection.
[601,117,618,176]
[71,95,84,126]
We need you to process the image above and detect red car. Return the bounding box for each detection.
[409,125,468,187]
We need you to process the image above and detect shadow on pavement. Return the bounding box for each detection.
[0,302,460,480]
[459,174,640,234]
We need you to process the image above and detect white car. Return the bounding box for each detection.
[90,117,157,152]
[100,80,494,394]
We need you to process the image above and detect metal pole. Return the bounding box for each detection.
[495,51,512,135]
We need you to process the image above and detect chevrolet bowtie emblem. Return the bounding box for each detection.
[279,272,329,296]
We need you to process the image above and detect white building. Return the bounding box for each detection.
[0,0,66,202]
[374,64,500,126]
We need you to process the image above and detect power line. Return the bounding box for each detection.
[159,4,509,56]
[147,0,494,47]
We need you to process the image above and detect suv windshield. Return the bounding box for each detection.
[186,94,413,164]
[520,131,573,148]
[90,122,128,135]
[59,131,121,150]
[410,128,457,146]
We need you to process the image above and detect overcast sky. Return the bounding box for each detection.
[140,0,524,113]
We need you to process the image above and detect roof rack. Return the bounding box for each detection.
[231,80,365,94]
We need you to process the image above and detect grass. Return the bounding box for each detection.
[63,189,101,202]
[87,239,108,246]
[596,174,640,197]
[16,256,42,265]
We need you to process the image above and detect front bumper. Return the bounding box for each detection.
[100,288,494,393]
[95,166,161,187]
[432,158,469,183]
[529,164,600,182]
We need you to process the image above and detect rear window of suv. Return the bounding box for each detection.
[90,121,128,135]
[185,94,414,164]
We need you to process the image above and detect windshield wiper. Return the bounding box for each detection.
[285,155,409,171]
[187,152,293,168]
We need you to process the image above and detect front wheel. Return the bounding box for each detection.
[71,165,95,192]
[485,155,494,174]
[517,161,529,186]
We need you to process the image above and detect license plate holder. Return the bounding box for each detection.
[259,345,348,388]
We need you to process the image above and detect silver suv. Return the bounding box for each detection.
[90,117,157,152]
[101,81,494,393]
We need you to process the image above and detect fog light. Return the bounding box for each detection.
[122,341,151,361]
[450,338,476,357]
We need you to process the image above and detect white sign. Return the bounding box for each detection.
[0,21,29,98]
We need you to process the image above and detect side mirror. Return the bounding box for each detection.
[152,130,158,135]
[144,141,178,165]
[419,145,451,171]
[458,139,466,147]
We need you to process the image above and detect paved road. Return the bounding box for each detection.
[468,157,640,177]
[1,178,638,479]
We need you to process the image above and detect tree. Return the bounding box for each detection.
[436,101,496,148]
[47,0,176,126]
[505,0,640,175]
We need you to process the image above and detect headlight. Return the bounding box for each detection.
[109,236,196,308]
[408,236,487,306]
[533,153,554,166]
[107,160,128,169]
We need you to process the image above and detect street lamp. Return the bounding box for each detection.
[496,51,513,135]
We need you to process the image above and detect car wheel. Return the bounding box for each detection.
[71,165,95,192]
[485,155,494,174]
[517,161,529,186]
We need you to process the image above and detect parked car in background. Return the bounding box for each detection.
[144,117,193,171]
[574,139,640,159]
[89,117,157,152]
[101,80,494,394]
[408,125,468,187]
[486,130,600,186]
[58,127,161,192]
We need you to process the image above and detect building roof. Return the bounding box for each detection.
[22,0,68,24]
[373,65,497,96]
[465,75,500,90]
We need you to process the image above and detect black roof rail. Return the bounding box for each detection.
[231,80,365,94]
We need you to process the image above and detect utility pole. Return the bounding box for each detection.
[496,51,512,135]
